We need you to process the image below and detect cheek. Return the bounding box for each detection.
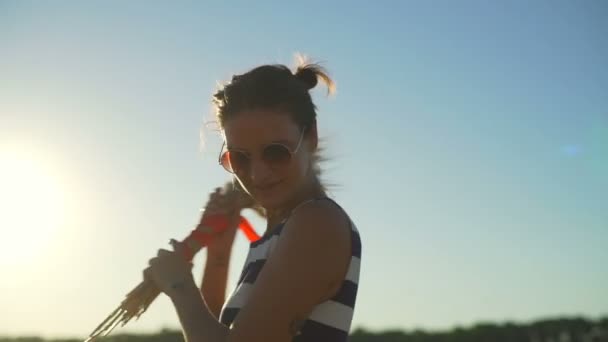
[288,154,312,181]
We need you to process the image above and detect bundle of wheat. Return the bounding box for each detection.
[84,183,260,342]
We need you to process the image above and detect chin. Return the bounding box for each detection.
[252,194,283,211]
[251,188,290,212]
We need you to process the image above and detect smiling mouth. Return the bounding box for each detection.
[254,181,282,192]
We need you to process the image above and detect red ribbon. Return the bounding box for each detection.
[181,215,260,261]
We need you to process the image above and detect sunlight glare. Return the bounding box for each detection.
[0,150,65,265]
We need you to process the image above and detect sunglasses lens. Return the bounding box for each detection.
[220,151,249,174]
[263,144,292,166]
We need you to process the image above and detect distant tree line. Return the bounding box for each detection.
[349,317,608,342]
[1,316,606,342]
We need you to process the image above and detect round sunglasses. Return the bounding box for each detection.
[218,129,306,174]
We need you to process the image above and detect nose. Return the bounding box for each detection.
[249,156,273,184]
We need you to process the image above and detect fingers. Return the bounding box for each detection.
[169,239,185,253]
[147,248,172,266]
[157,248,172,257]
[211,187,222,199]
[204,187,240,213]
[142,248,194,287]
[142,265,165,283]
[202,187,222,206]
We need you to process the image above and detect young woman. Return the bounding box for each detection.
[144,59,362,341]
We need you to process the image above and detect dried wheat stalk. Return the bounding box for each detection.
[84,182,259,342]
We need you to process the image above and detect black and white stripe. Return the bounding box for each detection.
[219,198,361,341]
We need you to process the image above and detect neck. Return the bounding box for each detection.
[265,176,325,230]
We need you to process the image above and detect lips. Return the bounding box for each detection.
[254,180,282,192]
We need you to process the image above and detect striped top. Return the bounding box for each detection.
[219,198,362,341]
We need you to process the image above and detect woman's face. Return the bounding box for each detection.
[221,109,316,210]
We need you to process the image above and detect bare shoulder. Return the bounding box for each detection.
[286,198,352,240]
[227,198,353,341]
[280,198,353,294]
[280,199,352,265]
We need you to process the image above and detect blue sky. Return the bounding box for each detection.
[0,0,606,338]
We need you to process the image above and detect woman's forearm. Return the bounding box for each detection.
[170,278,229,342]
[201,250,232,319]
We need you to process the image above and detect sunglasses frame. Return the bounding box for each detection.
[218,128,307,174]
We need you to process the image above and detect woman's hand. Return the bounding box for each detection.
[144,184,253,297]
[199,185,248,257]
[144,241,196,298]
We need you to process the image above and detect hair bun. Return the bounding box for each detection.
[295,66,318,90]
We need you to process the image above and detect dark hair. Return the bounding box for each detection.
[210,57,336,209]
[212,58,335,131]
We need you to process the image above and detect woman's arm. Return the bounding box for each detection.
[200,249,232,319]
[198,184,244,319]
[170,277,230,342]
